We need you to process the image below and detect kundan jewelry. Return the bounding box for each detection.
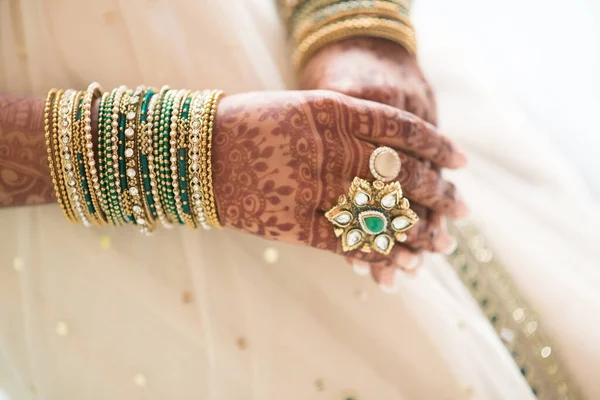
[325,146,418,255]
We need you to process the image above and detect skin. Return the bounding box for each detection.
[0,95,52,206]
[0,39,467,282]
[300,37,465,286]
[0,89,466,269]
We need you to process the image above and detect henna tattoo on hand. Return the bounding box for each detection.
[0,94,54,207]
[212,90,464,262]
[300,37,438,125]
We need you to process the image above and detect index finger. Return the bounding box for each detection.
[350,98,467,169]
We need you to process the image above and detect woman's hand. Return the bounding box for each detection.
[299,38,462,289]
[212,90,467,275]
[300,37,438,125]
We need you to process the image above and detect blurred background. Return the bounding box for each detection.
[415,0,600,198]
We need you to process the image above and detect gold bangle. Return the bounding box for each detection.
[81,82,106,225]
[291,0,411,29]
[203,89,224,229]
[176,90,197,229]
[107,86,129,225]
[125,86,153,233]
[52,90,77,222]
[188,91,211,229]
[59,89,91,225]
[146,87,172,228]
[45,89,75,222]
[168,89,189,226]
[293,1,412,43]
[70,89,94,226]
[293,17,417,70]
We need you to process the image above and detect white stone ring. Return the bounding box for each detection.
[369,146,401,182]
[325,147,418,255]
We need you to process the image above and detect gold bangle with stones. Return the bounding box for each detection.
[97,91,114,220]
[81,82,106,225]
[117,88,135,224]
[45,89,74,222]
[168,89,189,225]
[59,89,91,226]
[188,90,210,229]
[293,1,412,43]
[293,16,417,70]
[124,86,152,233]
[202,89,224,229]
[106,86,127,225]
[52,90,77,222]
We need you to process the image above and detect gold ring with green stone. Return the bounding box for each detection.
[325,147,418,255]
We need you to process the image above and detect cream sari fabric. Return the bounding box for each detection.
[1,0,599,399]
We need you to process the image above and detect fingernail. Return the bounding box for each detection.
[404,256,421,271]
[443,237,458,255]
[353,263,370,276]
[451,144,468,168]
[395,252,420,271]
[455,197,470,219]
[456,150,468,167]
[379,270,401,294]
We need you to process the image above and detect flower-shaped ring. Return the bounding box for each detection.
[325,147,419,255]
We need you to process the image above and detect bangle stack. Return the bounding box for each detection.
[282,0,416,70]
[45,83,224,234]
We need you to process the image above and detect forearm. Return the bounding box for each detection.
[0,94,53,207]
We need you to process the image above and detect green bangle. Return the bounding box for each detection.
[179,95,194,223]
[118,90,130,222]
[159,90,180,224]
[74,98,96,216]
[99,90,115,224]
[152,86,172,227]
[106,87,127,225]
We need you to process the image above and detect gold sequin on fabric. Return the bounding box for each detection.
[55,321,69,337]
[447,220,582,399]
[133,373,147,387]
[13,256,24,272]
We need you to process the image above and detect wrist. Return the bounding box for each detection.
[300,37,416,89]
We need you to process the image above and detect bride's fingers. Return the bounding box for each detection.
[371,264,399,293]
[370,254,422,293]
[401,205,456,253]
[338,140,468,218]
[349,98,467,169]
[347,244,421,271]
[396,152,468,219]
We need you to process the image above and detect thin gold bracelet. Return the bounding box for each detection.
[293,17,416,70]
[169,89,189,225]
[203,89,224,229]
[81,82,106,225]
